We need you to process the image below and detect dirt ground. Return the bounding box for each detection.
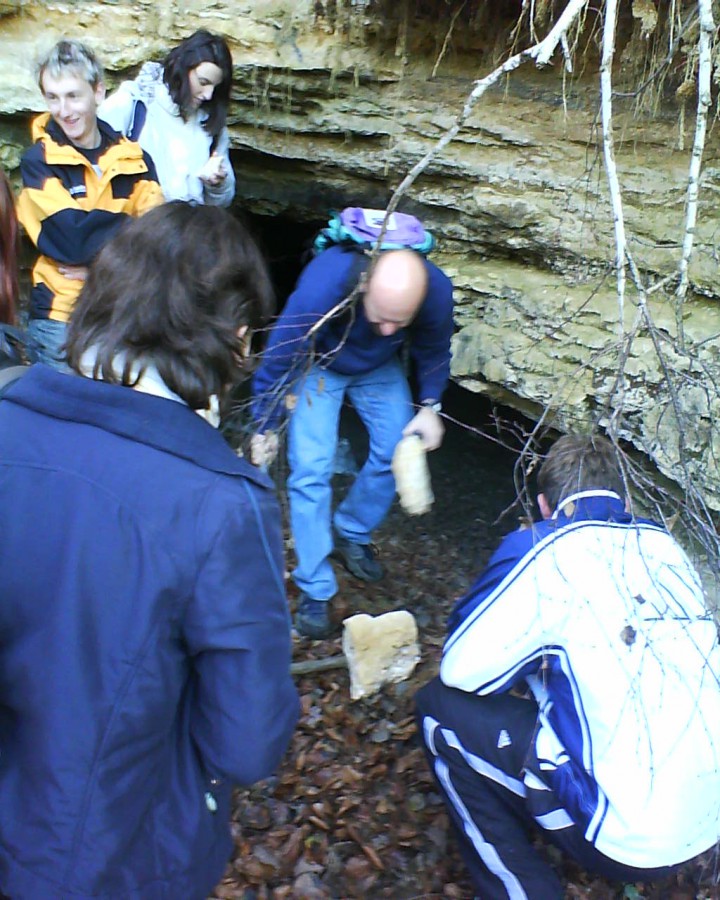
[212,394,720,899]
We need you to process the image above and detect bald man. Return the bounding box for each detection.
[251,243,454,638]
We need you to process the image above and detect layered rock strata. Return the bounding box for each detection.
[1,0,718,515]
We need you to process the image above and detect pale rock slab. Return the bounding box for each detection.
[342,610,420,701]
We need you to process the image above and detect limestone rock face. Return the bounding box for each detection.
[2,1,719,510]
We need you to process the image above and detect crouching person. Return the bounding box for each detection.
[0,203,299,900]
[416,434,720,899]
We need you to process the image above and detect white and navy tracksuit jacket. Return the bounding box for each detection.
[419,491,720,893]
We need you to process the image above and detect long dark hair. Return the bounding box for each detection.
[163,29,232,138]
[65,203,274,409]
[0,170,19,326]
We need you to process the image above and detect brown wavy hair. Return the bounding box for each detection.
[65,202,274,409]
[537,434,625,512]
[0,170,19,326]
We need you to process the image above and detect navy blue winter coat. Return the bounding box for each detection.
[0,365,299,899]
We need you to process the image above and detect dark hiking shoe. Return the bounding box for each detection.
[332,534,384,582]
[295,594,333,639]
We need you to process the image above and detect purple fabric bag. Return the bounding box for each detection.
[313,207,435,254]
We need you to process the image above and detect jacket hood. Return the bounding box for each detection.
[5,364,270,487]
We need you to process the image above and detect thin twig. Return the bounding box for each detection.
[430,1,467,79]
[291,655,347,675]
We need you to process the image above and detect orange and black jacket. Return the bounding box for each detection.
[17,113,163,323]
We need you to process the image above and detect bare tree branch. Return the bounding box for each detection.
[599,0,626,335]
[384,0,590,220]
[675,0,715,338]
[299,0,591,359]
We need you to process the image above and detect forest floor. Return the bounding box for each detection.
[213,395,720,900]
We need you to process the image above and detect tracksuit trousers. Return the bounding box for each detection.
[415,677,677,900]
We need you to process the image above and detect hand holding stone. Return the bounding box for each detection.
[402,405,445,451]
[250,431,279,468]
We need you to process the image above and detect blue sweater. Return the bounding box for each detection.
[0,365,299,899]
[251,246,454,429]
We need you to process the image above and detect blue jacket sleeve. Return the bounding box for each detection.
[251,248,357,430]
[183,477,299,786]
[409,261,454,402]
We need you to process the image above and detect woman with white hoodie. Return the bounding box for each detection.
[100,30,236,207]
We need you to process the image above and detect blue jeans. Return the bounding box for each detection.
[287,358,413,601]
[27,319,71,373]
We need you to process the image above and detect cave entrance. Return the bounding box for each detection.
[243,212,324,309]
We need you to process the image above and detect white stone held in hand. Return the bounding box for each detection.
[392,433,434,516]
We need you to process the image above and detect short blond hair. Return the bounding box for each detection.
[38,39,104,92]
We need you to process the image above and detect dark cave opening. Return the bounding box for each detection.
[241,212,324,309]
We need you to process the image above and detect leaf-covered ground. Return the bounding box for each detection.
[213,399,720,899]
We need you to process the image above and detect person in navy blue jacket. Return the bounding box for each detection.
[250,243,454,639]
[416,434,720,899]
[0,202,299,900]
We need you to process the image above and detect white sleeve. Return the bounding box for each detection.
[441,565,548,695]
[98,83,136,135]
[203,127,236,208]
